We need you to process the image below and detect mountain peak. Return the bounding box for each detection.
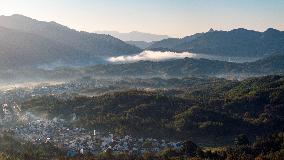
[10,14,33,20]
[11,14,26,17]
[208,28,215,32]
[265,28,280,33]
[231,28,249,32]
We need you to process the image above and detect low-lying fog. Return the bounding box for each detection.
[0,50,263,87]
[107,50,261,63]
[0,81,65,91]
[35,50,262,71]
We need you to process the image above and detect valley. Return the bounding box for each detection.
[0,3,283,158]
[0,75,283,159]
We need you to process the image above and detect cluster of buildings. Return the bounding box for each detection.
[0,100,21,123]
[2,112,182,156]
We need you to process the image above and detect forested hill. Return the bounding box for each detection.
[82,54,284,77]
[148,28,284,57]
[21,75,284,145]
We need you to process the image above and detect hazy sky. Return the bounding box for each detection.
[1,0,284,37]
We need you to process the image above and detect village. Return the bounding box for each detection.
[0,100,182,156]
[0,80,184,156]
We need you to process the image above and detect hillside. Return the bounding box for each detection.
[148,28,284,57]
[0,14,142,57]
[21,75,284,145]
[0,26,97,68]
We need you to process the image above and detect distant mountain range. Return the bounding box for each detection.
[95,31,170,42]
[0,14,141,68]
[0,14,284,71]
[125,41,155,49]
[148,28,284,57]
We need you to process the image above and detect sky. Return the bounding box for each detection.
[0,0,284,37]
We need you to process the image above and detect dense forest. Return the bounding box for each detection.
[21,75,284,146]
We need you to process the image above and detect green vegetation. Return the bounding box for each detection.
[21,75,284,146]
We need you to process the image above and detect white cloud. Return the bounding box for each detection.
[107,50,197,63]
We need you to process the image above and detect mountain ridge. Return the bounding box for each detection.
[0,26,100,68]
[148,28,284,57]
[0,14,142,57]
[95,30,170,42]
[125,40,155,49]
